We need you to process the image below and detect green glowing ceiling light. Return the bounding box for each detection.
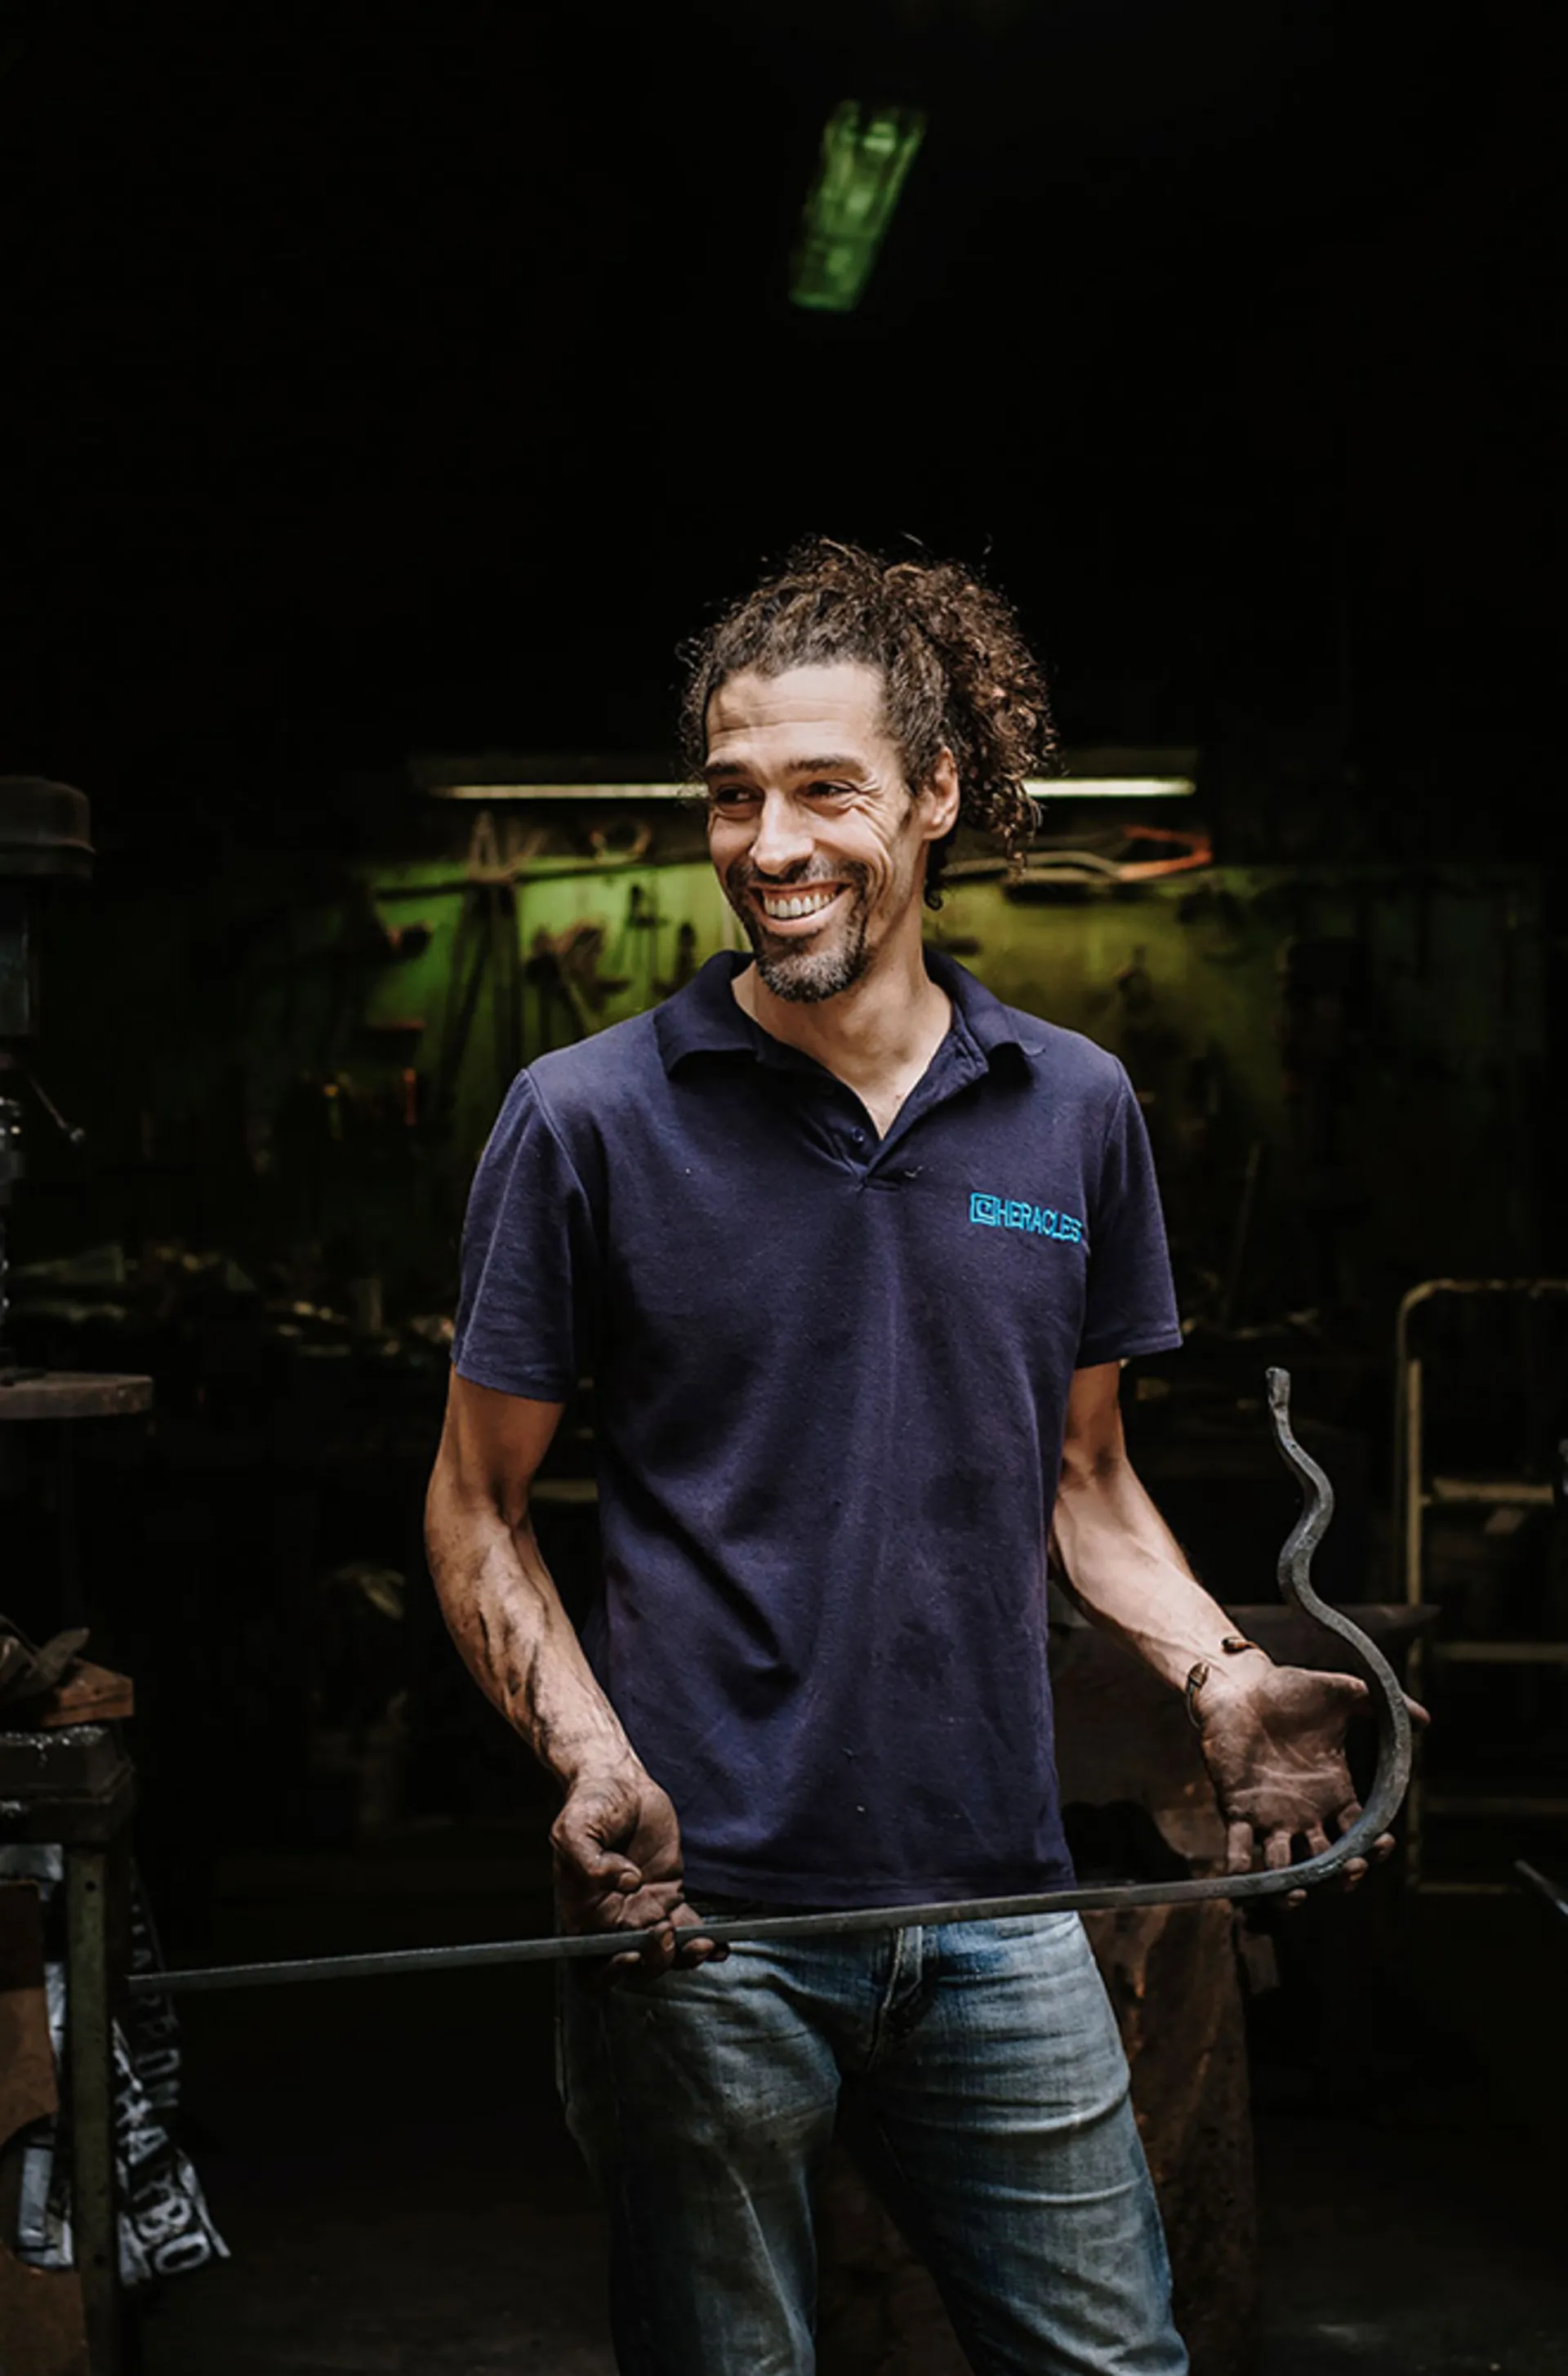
[790,101,926,314]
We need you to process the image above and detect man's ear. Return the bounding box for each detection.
[920,748,961,842]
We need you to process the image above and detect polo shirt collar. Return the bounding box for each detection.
[925,947,1044,1059]
[654,949,1039,1077]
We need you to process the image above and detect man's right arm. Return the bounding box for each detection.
[425,1370,713,1973]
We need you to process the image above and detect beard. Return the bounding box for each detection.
[724,858,875,1004]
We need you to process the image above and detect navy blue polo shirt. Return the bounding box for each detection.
[452,950,1181,1907]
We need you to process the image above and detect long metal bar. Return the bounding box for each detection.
[1513,1860,1568,1924]
[130,1367,1414,2000]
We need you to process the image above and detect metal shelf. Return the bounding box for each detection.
[1394,1278,1568,1888]
[1423,1792,1568,1820]
[1430,1641,1568,1665]
[1414,1879,1524,1897]
[1424,1478,1555,1507]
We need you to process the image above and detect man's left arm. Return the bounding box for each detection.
[1050,1361,1419,1892]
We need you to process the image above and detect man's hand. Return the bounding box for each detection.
[552,1761,724,1981]
[1194,1661,1428,1905]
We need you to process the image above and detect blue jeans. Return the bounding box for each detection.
[559,1908,1187,2376]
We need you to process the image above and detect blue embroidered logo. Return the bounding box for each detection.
[969,1191,1085,1246]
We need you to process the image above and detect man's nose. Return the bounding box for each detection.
[750,792,814,876]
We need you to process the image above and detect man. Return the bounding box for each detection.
[426,541,1393,2375]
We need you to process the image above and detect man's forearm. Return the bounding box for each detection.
[425,1474,636,1790]
[1050,1450,1265,1694]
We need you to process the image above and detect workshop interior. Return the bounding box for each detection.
[1,6,1564,2374]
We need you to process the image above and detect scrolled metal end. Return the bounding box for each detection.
[1267,1365,1334,1558]
[1263,1365,1413,1868]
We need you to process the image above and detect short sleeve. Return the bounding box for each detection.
[451,1071,602,1400]
[1076,1064,1183,1368]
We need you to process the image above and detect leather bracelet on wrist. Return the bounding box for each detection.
[1183,1634,1267,1731]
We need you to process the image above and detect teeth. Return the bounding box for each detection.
[759,889,838,921]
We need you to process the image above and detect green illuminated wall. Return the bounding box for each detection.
[38,818,1546,1320]
[365,848,746,1168]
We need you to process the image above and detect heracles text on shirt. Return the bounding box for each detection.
[969,1192,1085,1245]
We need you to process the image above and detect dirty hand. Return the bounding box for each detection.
[551,1760,724,1981]
[1193,1661,1428,1905]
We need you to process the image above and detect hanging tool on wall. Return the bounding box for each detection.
[128,1370,1415,1998]
[523,920,629,1051]
[655,921,704,1001]
[949,822,1214,898]
[611,880,665,1005]
[431,812,539,1124]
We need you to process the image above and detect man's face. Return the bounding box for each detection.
[703,662,956,1005]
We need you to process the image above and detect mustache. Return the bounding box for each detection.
[725,858,869,897]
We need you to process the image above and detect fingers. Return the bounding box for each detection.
[1224,1821,1320,1909]
[643,1921,679,1976]
[615,1892,686,1977]
[1225,1820,1256,1876]
[604,1923,730,1983]
[629,1888,739,1974]
[550,1772,714,1982]
[1334,1803,1366,1883]
[1260,1826,1310,1910]
[555,1851,682,1966]
[550,1810,640,1892]
[589,1894,732,1986]
[586,1918,676,1990]
[672,1931,729,1968]
[1259,1828,1309,1910]
[1404,1693,1432,1730]
[669,1902,729,1967]
[1330,1799,1379,1889]
[1336,1795,1396,1869]
[1231,1796,1398,1912]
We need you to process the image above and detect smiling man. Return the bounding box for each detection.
[705,659,948,1013]
[426,541,1392,2376]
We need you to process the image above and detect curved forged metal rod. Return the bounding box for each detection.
[132,1368,1414,1998]
[1264,1365,1413,1863]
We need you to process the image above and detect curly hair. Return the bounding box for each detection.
[679,538,1058,907]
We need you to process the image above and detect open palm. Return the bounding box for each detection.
[1194,1662,1424,1887]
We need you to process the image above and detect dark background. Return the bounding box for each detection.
[2,0,1565,1874]
[2,1,1561,854]
[2,13,1567,2367]
[2,0,1566,1915]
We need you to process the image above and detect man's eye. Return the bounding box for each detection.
[710,787,759,810]
[806,782,853,800]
